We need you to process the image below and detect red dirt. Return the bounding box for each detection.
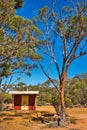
[0,105,87,130]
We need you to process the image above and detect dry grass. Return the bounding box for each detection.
[0,105,87,130]
[37,105,56,113]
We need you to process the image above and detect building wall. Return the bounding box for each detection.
[13,94,36,110]
[14,95,21,110]
[29,94,36,110]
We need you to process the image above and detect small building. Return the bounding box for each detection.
[10,91,39,110]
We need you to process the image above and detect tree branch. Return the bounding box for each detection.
[73,51,87,60]
[39,62,61,94]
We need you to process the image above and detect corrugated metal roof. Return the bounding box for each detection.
[9,91,39,95]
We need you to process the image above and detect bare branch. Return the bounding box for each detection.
[48,60,53,75]
[58,0,62,19]
[38,47,53,58]
[39,62,61,94]
[38,45,61,79]
[73,51,87,60]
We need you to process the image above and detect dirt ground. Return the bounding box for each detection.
[0,105,87,130]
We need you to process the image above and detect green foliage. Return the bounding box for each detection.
[71,81,87,105]
[3,93,12,103]
[64,15,87,39]
[38,6,49,18]
[50,95,60,114]
[15,0,24,9]
[0,0,15,14]
[50,95,60,105]
[0,63,11,77]
[1,73,87,112]
[17,82,26,86]
[65,73,87,106]
[0,29,4,42]
[65,97,73,107]
[0,92,12,111]
[0,0,42,84]
[13,82,27,91]
[12,73,87,108]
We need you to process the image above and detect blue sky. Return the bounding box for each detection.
[14,0,87,85]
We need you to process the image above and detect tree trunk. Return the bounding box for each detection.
[59,72,67,126]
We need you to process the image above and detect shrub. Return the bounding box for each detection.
[3,93,12,104]
[70,117,77,124]
[65,97,73,107]
[0,92,12,111]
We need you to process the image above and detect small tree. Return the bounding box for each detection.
[71,81,87,105]
[33,0,87,125]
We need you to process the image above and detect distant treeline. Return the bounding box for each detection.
[14,73,87,107]
[0,73,87,111]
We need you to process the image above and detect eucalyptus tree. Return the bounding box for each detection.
[0,0,42,90]
[33,0,87,125]
[0,0,42,111]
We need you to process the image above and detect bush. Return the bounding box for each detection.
[3,93,12,104]
[70,117,77,124]
[65,97,73,107]
[0,92,12,111]
[50,95,60,114]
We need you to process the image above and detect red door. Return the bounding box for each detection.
[14,95,21,110]
[29,95,36,110]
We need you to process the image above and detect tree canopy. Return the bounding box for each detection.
[0,0,42,90]
[15,0,24,9]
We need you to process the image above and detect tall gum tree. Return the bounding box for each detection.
[33,0,87,126]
